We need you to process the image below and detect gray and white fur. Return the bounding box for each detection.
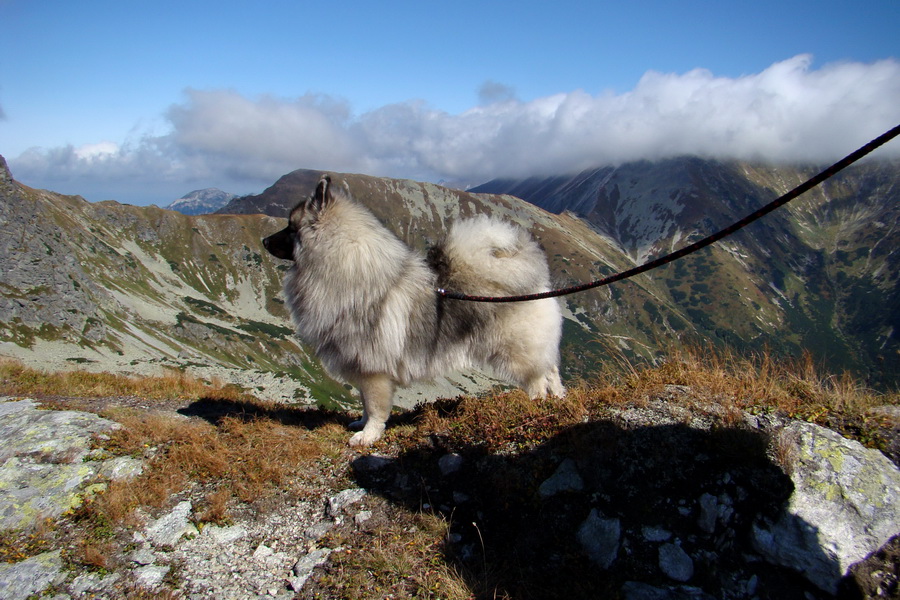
[263,175,564,446]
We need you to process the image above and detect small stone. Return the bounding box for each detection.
[303,521,333,541]
[146,501,197,547]
[290,548,333,591]
[577,509,620,569]
[98,456,145,481]
[134,565,170,589]
[438,453,464,475]
[697,493,717,533]
[746,574,759,595]
[538,458,584,498]
[452,491,470,504]
[353,455,392,472]
[354,510,372,526]
[205,524,247,545]
[659,543,694,582]
[327,488,367,516]
[130,547,156,566]
[642,526,672,542]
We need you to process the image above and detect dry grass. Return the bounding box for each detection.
[0,357,245,401]
[403,343,896,456]
[313,511,475,600]
[87,409,331,525]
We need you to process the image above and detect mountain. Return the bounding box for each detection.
[166,188,237,215]
[472,157,900,389]
[1,153,897,400]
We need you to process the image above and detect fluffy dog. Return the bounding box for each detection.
[263,175,564,446]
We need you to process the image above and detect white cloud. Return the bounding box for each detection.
[74,141,120,161]
[9,55,900,204]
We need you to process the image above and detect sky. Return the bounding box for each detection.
[1,0,899,206]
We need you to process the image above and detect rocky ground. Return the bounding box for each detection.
[0,389,897,600]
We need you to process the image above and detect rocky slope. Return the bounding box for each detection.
[0,391,896,599]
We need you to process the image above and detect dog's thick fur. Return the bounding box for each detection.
[263,176,564,446]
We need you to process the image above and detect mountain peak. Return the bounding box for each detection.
[166,188,237,215]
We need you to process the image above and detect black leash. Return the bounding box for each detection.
[437,123,900,303]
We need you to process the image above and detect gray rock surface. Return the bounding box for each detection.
[0,550,64,600]
[538,457,584,497]
[751,420,900,594]
[0,398,134,530]
[658,543,694,582]
[145,500,198,547]
[577,508,620,569]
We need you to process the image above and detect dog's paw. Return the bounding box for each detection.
[349,426,384,447]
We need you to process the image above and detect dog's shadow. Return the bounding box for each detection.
[351,411,846,600]
[177,397,356,430]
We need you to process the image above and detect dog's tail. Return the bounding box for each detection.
[430,216,552,296]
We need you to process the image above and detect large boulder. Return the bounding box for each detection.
[0,398,142,530]
[752,420,900,594]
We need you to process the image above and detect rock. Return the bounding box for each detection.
[145,500,197,547]
[98,456,144,481]
[327,488,366,517]
[0,398,124,529]
[133,564,170,589]
[253,543,290,567]
[69,571,121,596]
[751,421,900,594]
[353,455,392,473]
[642,526,672,542]
[438,453,464,475]
[658,543,694,582]
[697,493,717,533]
[289,548,333,591]
[621,581,716,599]
[302,521,334,541]
[0,550,64,600]
[129,547,156,566]
[204,524,248,544]
[538,458,584,498]
[577,509,620,569]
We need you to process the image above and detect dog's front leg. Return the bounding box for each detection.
[349,374,395,447]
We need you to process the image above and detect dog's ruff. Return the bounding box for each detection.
[263,175,565,446]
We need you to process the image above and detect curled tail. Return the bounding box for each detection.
[429,216,551,296]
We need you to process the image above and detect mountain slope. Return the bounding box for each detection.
[0,156,352,406]
[473,157,900,388]
[1,155,897,400]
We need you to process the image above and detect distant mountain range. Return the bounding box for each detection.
[166,188,237,215]
[1,153,897,402]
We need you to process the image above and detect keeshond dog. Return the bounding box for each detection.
[263,175,564,446]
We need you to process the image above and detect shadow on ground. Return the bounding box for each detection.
[351,405,843,599]
[178,396,356,430]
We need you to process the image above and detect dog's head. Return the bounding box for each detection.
[262,175,334,261]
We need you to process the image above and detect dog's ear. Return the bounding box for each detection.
[309,175,333,213]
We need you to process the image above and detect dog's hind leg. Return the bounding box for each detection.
[349,374,395,447]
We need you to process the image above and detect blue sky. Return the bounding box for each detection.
[1,0,899,205]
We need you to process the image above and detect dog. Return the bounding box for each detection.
[263,175,564,446]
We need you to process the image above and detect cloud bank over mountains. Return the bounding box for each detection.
[10,55,900,204]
